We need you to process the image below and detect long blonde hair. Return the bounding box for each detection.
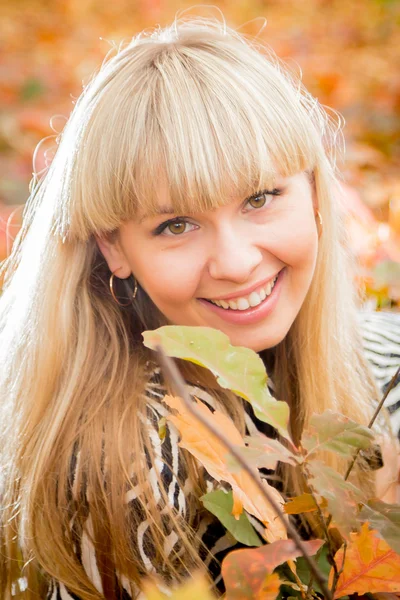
[0,15,381,600]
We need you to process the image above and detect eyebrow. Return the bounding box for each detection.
[138,206,176,224]
[138,181,284,225]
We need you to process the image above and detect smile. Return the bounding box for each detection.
[207,273,279,311]
[198,268,285,325]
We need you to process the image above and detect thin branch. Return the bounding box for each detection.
[301,466,341,594]
[324,364,400,534]
[154,344,333,600]
[344,364,400,482]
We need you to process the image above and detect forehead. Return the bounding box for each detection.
[135,170,283,223]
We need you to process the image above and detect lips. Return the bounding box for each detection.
[201,270,283,311]
[207,274,279,311]
[197,267,285,325]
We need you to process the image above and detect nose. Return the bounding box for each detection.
[207,224,263,283]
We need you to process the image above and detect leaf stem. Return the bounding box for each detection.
[155,345,333,600]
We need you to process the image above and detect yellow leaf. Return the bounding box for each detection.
[163,395,287,542]
[142,572,216,599]
[330,522,400,598]
[284,493,327,515]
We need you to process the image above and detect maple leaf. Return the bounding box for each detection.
[330,522,400,598]
[163,394,287,542]
[221,538,324,600]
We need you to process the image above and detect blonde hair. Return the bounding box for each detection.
[0,14,382,599]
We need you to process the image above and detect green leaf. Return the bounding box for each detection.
[295,544,331,594]
[359,499,400,554]
[200,490,262,547]
[307,461,365,536]
[302,410,375,458]
[142,325,291,441]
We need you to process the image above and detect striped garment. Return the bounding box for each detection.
[47,310,400,599]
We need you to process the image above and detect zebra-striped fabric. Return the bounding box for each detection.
[47,310,400,599]
[358,310,400,439]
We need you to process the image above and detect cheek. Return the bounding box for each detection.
[263,213,318,271]
[131,247,204,305]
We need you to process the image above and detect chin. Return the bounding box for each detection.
[230,330,285,353]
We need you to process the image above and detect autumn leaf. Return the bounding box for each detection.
[307,460,364,536]
[221,538,324,600]
[142,572,216,599]
[359,499,400,554]
[241,433,300,469]
[283,493,327,515]
[163,394,287,542]
[142,326,291,441]
[302,410,375,458]
[200,490,262,547]
[330,522,400,598]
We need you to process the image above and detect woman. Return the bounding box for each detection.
[1,14,399,600]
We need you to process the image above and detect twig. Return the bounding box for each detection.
[301,466,341,594]
[344,364,400,482]
[154,344,333,600]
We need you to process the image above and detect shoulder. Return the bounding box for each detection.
[357,310,400,439]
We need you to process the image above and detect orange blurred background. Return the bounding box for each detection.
[1,0,400,307]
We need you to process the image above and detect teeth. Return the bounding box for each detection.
[208,272,280,311]
[237,298,250,310]
[248,291,262,307]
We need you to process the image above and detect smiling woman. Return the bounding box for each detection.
[97,172,318,350]
[0,12,398,600]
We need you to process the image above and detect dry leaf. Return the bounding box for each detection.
[330,522,400,598]
[222,538,324,600]
[163,395,287,542]
[284,493,328,515]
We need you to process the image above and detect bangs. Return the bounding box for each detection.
[66,28,324,240]
[125,45,318,220]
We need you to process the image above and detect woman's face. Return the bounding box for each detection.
[97,172,319,352]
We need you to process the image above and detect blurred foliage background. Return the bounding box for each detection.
[1,0,400,307]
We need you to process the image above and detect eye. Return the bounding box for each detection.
[153,218,197,236]
[245,188,282,211]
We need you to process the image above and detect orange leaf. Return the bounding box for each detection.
[255,573,281,600]
[222,538,324,600]
[284,493,327,515]
[330,522,400,598]
[163,395,287,541]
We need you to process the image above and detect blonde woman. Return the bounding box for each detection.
[1,14,399,600]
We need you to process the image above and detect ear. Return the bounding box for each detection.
[95,234,132,278]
